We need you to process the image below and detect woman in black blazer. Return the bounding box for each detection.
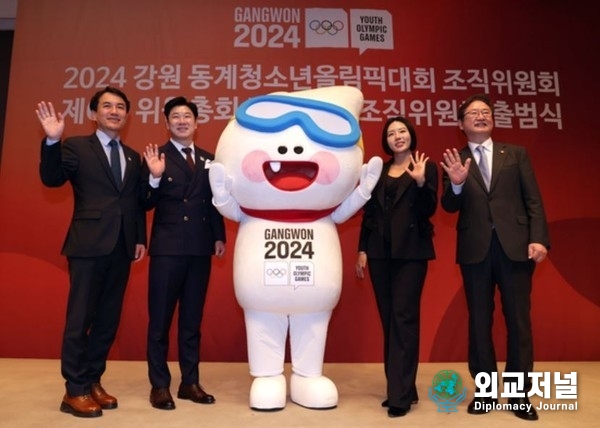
[356,116,437,418]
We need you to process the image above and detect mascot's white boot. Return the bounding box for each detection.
[250,374,287,411]
[290,373,338,409]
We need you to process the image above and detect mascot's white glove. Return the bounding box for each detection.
[209,162,243,221]
[357,156,383,199]
[332,156,382,224]
[208,162,232,207]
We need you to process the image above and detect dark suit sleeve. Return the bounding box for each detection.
[416,162,438,218]
[518,149,550,248]
[39,138,78,187]
[207,158,226,243]
[133,153,148,247]
[357,195,376,252]
[140,158,160,211]
[210,203,226,243]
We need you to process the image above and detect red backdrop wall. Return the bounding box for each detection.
[1,0,599,363]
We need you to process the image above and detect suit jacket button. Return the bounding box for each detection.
[183,216,189,221]
[183,198,188,203]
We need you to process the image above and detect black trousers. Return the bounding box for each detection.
[62,232,131,396]
[147,255,211,388]
[368,258,427,408]
[460,231,536,391]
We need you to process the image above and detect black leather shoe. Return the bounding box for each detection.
[177,384,215,404]
[150,387,175,410]
[467,396,497,414]
[387,406,409,418]
[508,397,538,421]
[381,397,418,407]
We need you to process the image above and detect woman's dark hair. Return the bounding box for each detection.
[89,86,131,113]
[381,116,417,155]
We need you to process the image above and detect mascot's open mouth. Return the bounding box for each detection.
[263,161,318,191]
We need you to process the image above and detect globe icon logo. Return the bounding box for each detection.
[428,370,467,412]
[432,370,462,399]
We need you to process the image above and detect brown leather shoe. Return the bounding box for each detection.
[177,384,215,404]
[60,394,103,418]
[150,387,176,410]
[90,383,118,409]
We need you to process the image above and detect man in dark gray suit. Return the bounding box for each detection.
[141,96,225,411]
[441,93,550,421]
[37,87,147,418]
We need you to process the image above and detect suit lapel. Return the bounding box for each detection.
[463,146,487,192]
[376,160,412,207]
[489,142,507,192]
[375,163,388,207]
[189,145,211,191]
[121,144,136,189]
[164,141,194,177]
[194,146,208,174]
[89,134,120,190]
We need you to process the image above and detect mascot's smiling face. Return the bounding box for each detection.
[215,86,364,211]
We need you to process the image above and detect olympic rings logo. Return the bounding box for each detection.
[266,268,287,278]
[309,19,344,35]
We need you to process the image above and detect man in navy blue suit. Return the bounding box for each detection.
[37,87,147,418]
[141,96,226,410]
[441,93,550,422]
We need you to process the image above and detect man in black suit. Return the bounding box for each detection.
[37,87,146,418]
[440,94,550,421]
[141,96,226,410]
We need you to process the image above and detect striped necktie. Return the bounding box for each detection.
[182,147,195,170]
[476,145,490,190]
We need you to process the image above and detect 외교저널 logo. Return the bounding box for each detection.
[428,370,467,412]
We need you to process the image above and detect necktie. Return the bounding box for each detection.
[182,147,195,170]
[109,139,122,188]
[476,145,490,190]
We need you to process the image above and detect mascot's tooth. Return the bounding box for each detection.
[270,161,281,172]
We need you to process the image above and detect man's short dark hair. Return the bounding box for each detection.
[163,96,198,119]
[89,86,131,113]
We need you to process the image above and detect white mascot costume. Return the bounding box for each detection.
[209,86,382,410]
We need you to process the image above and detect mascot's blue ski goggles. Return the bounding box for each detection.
[235,94,360,148]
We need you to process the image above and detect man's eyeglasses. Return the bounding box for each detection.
[464,109,493,119]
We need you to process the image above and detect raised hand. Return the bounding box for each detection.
[358,156,383,198]
[441,148,471,185]
[406,150,429,187]
[35,101,64,140]
[143,144,166,178]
